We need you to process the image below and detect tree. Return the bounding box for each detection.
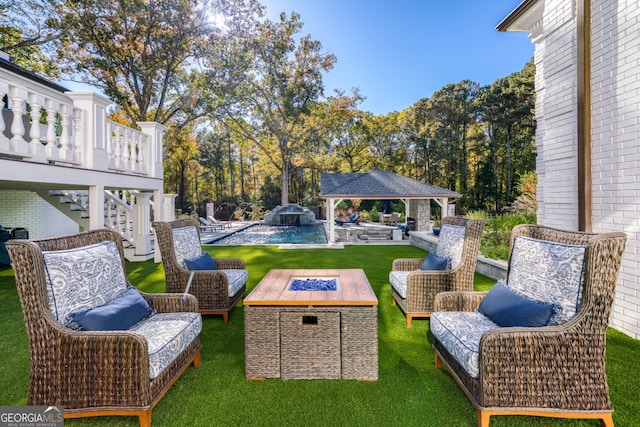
[49,0,211,128]
[478,60,535,211]
[204,3,336,206]
[0,0,60,76]
[307,89,372,173]
[164,124,199,213]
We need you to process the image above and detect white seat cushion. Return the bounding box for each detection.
[221,269,248,297]
[130,312,202,380]
[430,311,500,378]
[389,270,411,299]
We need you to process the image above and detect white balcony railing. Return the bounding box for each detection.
[0,62,165,179]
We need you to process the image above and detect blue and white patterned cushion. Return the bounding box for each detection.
[221,269,248,297]
[172,226,202,269]
[430,311,500,378]
[507,236,587,325]
[42,241,128,327]
[436,224,466,269]
[130,312,202,380]
[389,270,411,299]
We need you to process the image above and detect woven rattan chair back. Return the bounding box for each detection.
[7,229,202,427]
[153,219,246,324]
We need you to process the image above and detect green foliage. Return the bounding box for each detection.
[467,211,537,260]
[51,0,210,125]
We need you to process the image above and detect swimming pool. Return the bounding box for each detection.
[207,223,328,245]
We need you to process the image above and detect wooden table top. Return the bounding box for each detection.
[244,269,378,306]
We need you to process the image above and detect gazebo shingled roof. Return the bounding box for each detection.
[320,168,461,199]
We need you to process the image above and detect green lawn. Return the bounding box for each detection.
[1,244,639,426]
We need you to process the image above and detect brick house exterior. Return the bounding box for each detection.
[499,0,640,338]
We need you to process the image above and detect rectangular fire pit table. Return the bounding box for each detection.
[244,269,378,380]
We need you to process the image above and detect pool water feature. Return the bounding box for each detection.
[263,204,316,225]
[207,223,328,245]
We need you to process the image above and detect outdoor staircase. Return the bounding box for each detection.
[36,189,155,261]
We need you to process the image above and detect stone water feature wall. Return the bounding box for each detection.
[408,200,432,232]
[263,204,316,225]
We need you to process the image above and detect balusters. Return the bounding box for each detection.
[107,121,115,168]
[123,127,132,171]
[44,99,58,158]
[0,82,7,143]
[125,207,133,241]
[136,133,146,173]
[117,204,125,235]
[26,92,46,160]
[9,87,27,153]
[106,197,115,230]
[27,94,42,145]
[114,128,122,170]
[72,107,82,163]
[59,104,70,159]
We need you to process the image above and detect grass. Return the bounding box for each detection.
[1,244,639,426]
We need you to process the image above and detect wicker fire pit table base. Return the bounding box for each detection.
[244,269,378,381]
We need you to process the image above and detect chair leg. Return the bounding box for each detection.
[478,409,490,427]
[222,312,229,325]
[391,298,396,306]
[406,315,412,328]
[138,409,152,427]
[434,352,442,370]
[600,414,614,427]
[192,351,201,369]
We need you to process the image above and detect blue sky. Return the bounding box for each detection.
[264,0,533,115]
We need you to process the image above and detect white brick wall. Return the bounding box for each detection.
[535,0,579,231]
[590,0,640,339]
[532,0,640,338]
[0,191,79,239]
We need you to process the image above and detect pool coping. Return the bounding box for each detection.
[198,220,411,248]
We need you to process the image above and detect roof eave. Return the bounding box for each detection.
[496,0,542,32]
[0,55,69,93]
[320,194,462,199]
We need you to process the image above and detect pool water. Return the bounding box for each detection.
[208,223,328,245]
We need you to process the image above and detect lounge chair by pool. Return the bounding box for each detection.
[335,213,361,225]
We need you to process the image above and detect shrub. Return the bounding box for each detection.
[467,211,537,260]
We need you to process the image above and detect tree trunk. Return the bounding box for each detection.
[281,162,289,206]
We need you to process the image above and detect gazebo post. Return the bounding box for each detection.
[434,197,449,221]
[327,198,343,243]
[401,198,409,228]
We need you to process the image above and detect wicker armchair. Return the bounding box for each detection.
[390,217,485,327]
[153,219,247,324]
[7,229,202,427]
[431,225,627,427]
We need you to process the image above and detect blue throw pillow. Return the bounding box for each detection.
[185,252,217,270]
[478,281,556,327]
[420,253,449,270]
[69,287,154,331]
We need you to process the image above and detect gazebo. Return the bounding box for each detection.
[320,169,462,243]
